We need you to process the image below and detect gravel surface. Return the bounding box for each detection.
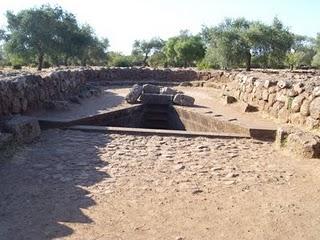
[1,129,320,239]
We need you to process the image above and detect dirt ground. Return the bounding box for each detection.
[1,86,320,239]
[1,129,320,240]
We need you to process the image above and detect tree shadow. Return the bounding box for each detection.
[0,129,111,239]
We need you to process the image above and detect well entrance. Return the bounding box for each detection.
[39,102,276,141]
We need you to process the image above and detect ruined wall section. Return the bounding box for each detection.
[223,72,320,129]
[0,67,222,116]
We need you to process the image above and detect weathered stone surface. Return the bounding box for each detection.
[3,115,41,143]
[140,93,173,105]
[0,132,14,150]
[69,96,81,104]
[143,84,161,94]
[173,94,195,106]
[291,95,305,112]
[278,107,290,123]
[263,79,277,88]
[312,86,320,97]
[262,89,269,101]
[267,93,276,107]
[240,103,258,113]
[293,82,305,94]
[288,89,299,97]
[179,82,192,87]
[223,95,237,104]
[275,126,294,148]
[309,97,320,120]
[160,87,178,95]
[79,84,102,98]
[277,80,292,89]
[286,131,320,158]
[289,113,306,125]
[306,116,320,129]
[44,100,70,111]
[276,127,320,158]
[125,84,143,104]
[300,99,311,116]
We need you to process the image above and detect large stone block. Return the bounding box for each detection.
[240,103,258,113]
[4,115,41,143]
[286,131,320,158]
[309,97,320,119]
[223,95,237,104]
[289,113,306,126]
[140,93,173,105]
[160,87,178,95]
[306,116,320,129]
[291,95,305,112]
[300,99,311,116]
[277,80,292,89]
[125,84,143,104]
[142,84,161,94]
[276,127,320,158]
[173,94,195,106]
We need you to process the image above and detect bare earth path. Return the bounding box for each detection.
[1,129,320,239]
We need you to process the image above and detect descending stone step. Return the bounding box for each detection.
[143,119,170,129]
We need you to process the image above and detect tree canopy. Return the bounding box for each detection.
[201,17,294,70]
[3,5,108,70]
[0,5,320,71]
[132,38,164,66]
[164,31,205,67]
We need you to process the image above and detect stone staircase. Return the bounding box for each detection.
[142,104,170,129]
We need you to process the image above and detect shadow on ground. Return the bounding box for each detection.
[0,129,111,239]
[29,87,127,121]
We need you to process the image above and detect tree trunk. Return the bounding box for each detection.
[64,56,69,66]
[37,53,44,71]
[245,52,251,71]
[143,54,149,67]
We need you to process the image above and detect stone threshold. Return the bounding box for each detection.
[67,125,251,139]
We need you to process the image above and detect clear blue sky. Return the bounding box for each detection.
[0,0,319,54]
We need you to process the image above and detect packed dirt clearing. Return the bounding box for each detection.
[1,129,320,239]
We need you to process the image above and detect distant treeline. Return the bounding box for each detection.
[0,5,319,70]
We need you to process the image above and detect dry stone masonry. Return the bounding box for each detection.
[125,84,195,106]
[222,71,320,130]
[1,67,320,158]
[0,67,219,116]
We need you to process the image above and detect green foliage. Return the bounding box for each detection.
[286,51,303,69]
[108,52,133,67]
[148,51,167,68]
[164,31,205,67]
[203,17,294,70]
[12,64,22,69]
[3,5,109,69]
[312,54,320,68]
[312,34,320,68]
[132,38,164,66]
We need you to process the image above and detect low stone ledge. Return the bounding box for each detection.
[3,115,41,143]
[276,126,320,158]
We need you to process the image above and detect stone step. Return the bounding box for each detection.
[143,112,168,121]
[143,119,170,129]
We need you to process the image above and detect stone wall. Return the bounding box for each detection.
[223,71,320,130]
[0,67,221,116]
[1,66,320,132]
